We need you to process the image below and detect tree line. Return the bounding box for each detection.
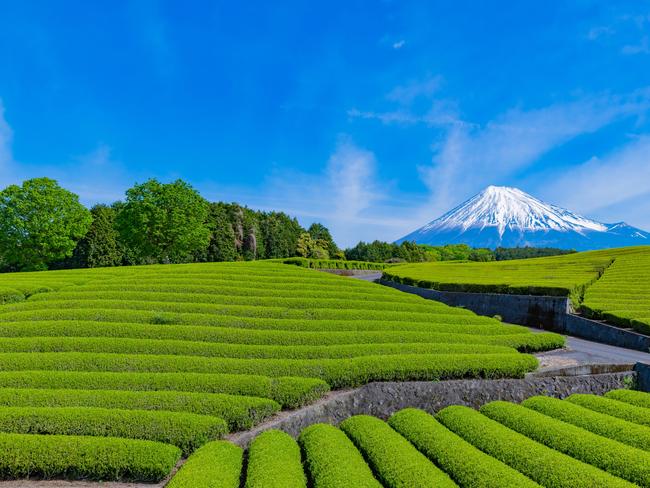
[0,178,339,272]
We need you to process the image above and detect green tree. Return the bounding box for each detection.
[259,212,305,259]
[0,178,92,271]
[296,232,329,259]
[203,203,237,262]
[307,223,339,257]
[74,204,123,268]
[116,179,210,264]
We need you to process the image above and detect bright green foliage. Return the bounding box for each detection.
[567,393,650,427]
[437,405,633,488]
[245,429,306,488]
[0,432,180,481]
[296,232,330,259]
[0,406,225,454]
[480,401,650,486]
[283,257,387,270]
[116,178,210,264]
[523,395,650,451]
[0,178,92,271]
[388,408,539,487]
[308,223,339,257]
[167,440,242,488]
[299,423,381,488]
[340,415,457,488]
[605,388,650,408]
[581,251,650,333]
[0,388,277,431]
[203,202,238,262]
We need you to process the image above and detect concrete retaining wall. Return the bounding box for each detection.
[381,279,650,353]
[228,372,633,446]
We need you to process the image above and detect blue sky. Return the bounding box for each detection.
[1,1,650,246]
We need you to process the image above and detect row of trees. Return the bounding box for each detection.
[0,178,340,272]
[344,241,574,263]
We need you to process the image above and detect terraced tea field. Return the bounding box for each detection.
[385,246,650,334]
[0,261,562,482]
[169,389,650,487]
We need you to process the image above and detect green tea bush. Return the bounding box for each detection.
[480,401,650,486]
[0,433,180,481]
[0,406,225,454]
[0,388,278,431]
[298,423,381,488]
[388,408,539,487]
[605,389,650,408]
[567,394,650,427]
[0,370,327,409]
[283,257,387,270]
[245,429,306,488]
[167,440,242,488]
[340,415,456,487]
[523,396,650,451]
[436,405,633,488]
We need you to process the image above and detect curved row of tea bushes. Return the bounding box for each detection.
[167,440,242,488]
[480,401,650,486]
[0,336,517,358]
[567,394,650,427]
[606,388,650,408]
[522,396,650,451]
[0,388,278,431]
[0,352,539,387]
[282,257,388,270]
[244,430,306,488]
[0,406,225,455]
[388,408,540,487]
[340,415,456,487]
[436,405,633,487]
[0,433,181,482]
[298,423,382,488]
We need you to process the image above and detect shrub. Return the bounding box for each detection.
[567,394,650,427]
[436,405,633,488]
[388,408,538,487]
[480,401,650,486]
[0,388,278,431]
[0,406,226,455]
[167,440,242,488]
[245,430,306,488]
[605,389,650,408]
[522,396,650,451]
[340,415,456,487]
[0,433,180,482]
[298,423,381,488]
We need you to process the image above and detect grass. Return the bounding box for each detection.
[0,260,562,481]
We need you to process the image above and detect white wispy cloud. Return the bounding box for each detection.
[392,40,406,50]
[622,35,650,54]
[0,99,16,187]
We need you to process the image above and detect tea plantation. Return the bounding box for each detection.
[385,246,650,333]
[169,389,650,488]
[0,261,563,481]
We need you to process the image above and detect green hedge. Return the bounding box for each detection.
[605,389,650,408]
[339,415,456,487]
[522,396,650,451]
[436,405,633,488]
[245,429,306,488]
[0,406,225,455]
[388,408,539,487]
[0,370,327,409]
[167,440,242,488]
[283,257,387,270]
[480,401,650,486]
[0,388,278,431]
[567,394,650,427]
[298,423,381,488]
[0,352,538,387]
[0,433,180,482]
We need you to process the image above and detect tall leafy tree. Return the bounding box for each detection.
[74,204,123,268]
[259,212,304,259]
[203,202,238,262]
[0,177,92,271]
[307,223,339,257]
[116,179,210,263]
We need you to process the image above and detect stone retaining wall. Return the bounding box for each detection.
[228,372,633,447]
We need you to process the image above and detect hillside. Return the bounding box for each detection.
[0,261,562,481]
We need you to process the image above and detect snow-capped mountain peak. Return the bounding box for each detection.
[397,186,649,251]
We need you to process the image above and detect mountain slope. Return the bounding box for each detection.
[397,186,649,251]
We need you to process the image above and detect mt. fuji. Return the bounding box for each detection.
[396,186,649,251]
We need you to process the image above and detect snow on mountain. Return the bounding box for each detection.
[397,186,649,251]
